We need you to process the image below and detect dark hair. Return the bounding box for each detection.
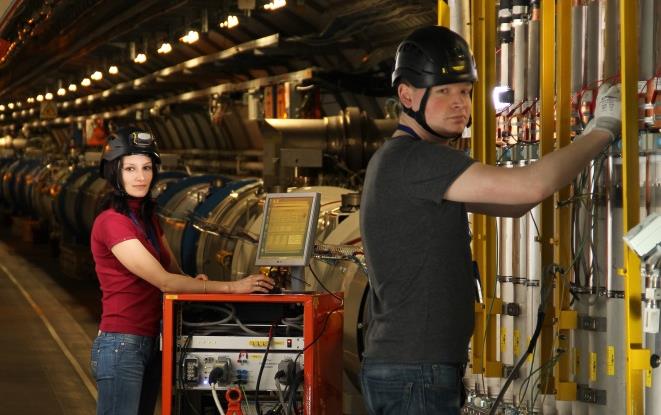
[99,156,160,225]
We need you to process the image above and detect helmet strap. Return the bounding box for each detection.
[401,87,462,141]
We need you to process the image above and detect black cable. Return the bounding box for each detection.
[296,264,344,359]
[489,264,557,414]
[255,322,277,415]
[286,367,304,414]
[283,265,343,395]
[488,306,545,415]
[293,301,343,366]
[308,263,344,304]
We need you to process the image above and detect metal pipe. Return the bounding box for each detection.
[585,0,600,87]
[639,0,655,80]
[512,1,528,103]
[526,202,542,411]
[449,0,469,41]
[571,1,585,94]
[526,1,540,102]
[498,0,513,88]
[600,0,619,80]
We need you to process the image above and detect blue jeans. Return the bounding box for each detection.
[360,359,466,415]
[90,331,161,415]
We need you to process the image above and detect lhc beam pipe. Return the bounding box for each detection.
[156,174,229,275]
[195,180,263,281]
[56,166,97,242]
[263,107,397,172]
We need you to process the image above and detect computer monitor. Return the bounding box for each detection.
[255,192,321,267]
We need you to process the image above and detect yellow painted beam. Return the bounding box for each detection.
[630,348,651,371]
[559,310,578,330]
[620,2,647,414]
[538,0,557,395]
[485,297,503,315]
[557,382,577,401]
[437,0,450,27]
[470,0,497,376]
[554,0,575,400]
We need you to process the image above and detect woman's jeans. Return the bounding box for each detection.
[360,359,466,415]
[90,331,161,415]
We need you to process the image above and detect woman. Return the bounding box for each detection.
[89,127,274,415]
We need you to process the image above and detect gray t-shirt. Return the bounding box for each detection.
[360,135,475,363]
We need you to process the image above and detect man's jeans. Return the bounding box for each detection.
[90,331,161,415]
[360,359,466,415]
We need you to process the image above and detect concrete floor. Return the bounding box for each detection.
[0,228,99,414]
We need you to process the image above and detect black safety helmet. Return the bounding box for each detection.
[392,26,478,139]
[99,127,161,192]
[392,26,477,88]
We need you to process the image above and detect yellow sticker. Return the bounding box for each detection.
[527,336,532,363]
[513,330,520,356]
[590,352,597,382]
[646,368,653,388]
[607,346,615,376]
[501,327,507,352]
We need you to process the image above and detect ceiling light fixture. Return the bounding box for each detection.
[8,102,14,109]
[220,15,239,29]
[68,83,78,92]
[134,53,147,64]
[180,30,199,44]
[157,42,172,54]
[108,65,119,75]
[45,92,53,100]
[91,70,103,81]
[36,95,44,102]
[81,78,92,87]
[264,0,286,10]
[57,87,66,96]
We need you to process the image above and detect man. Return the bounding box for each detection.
[359,25,620,415]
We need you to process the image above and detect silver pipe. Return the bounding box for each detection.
[585,0,600,87]
[600,0,619,80]
[639,0,655,80]
[571,2,585,93]
[526,2,540,101]
[449,0,468,42]
[168,149,264,157]
[606,155,625,293]
[499,0,513,87]
[512,1,528,103]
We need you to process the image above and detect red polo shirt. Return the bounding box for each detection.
[90,201,171,337]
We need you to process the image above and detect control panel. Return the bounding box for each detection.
[162,293,343,415]
[176,335,304,391]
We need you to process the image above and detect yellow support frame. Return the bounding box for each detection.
[470,0,499,378]
[554,0,576,402]
[538,0,557,396]
[620,1,649,414]
[437,0,450,27]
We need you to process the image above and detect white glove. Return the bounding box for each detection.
[583,83,621,142]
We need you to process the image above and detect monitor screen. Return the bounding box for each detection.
[255,192,321,267]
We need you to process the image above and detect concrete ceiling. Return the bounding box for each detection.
[0,0,437,124]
